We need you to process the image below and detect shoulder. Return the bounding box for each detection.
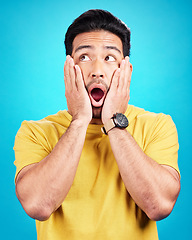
[17,110,70,135]
[126,105,178,144]
[125,105,179,172]
[14,110,72,147]
[126,105,176,128]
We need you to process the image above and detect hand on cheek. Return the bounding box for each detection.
[101,56,132,124]
[64,56,92,124]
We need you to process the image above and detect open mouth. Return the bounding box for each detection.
[87,82,108,107]
[91,88,104,102]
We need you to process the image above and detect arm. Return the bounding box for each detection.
[108,128,180,221]
[102,57,180,221]
[16,56,92,221]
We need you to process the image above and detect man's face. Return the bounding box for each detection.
[71,30,124,119]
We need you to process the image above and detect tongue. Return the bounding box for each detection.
[91,88,104,102]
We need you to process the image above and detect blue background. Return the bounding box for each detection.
[0,0,191,239]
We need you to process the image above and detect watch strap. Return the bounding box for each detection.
[102,118,115,135]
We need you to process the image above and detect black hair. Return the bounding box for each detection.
[64,9,131,57]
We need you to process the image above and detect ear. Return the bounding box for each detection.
[129,62,133,72]
[128,62,133,83]
[126,56,133,73]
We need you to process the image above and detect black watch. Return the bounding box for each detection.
[102,113,129,135]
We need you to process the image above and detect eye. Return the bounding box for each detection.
[79,55,91,62]
[105,55,116,62]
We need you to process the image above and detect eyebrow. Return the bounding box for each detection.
[74,45,122,54]
[105,46,122,54]
[74,45,93,53]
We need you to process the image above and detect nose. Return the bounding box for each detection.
[91,59,104,79]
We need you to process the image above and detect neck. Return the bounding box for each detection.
[90,118,103,125]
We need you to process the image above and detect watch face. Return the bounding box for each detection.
[114,113,129,128]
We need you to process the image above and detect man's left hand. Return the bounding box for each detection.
[101,56,132,124]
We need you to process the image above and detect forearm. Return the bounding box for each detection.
[16,119,88,221]
[108,127,180,221]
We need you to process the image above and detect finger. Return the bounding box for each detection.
[75,65,84,90]
[124,56,131,90]
[64,55,71,89]
[110,68,120,90]
[68,57,76,89]
[118,59,125,90]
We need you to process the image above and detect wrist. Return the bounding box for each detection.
[102,113,114,125]
[68,110,91,127]
[102,117,111,126]
[102,113,129,135]
[71,117,90,129]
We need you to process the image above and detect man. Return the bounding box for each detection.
[14,9,180,240]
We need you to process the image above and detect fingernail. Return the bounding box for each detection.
[125,56,129,61]
[67,55,72,61]
[116,68,120,75]
[69,57,74,65]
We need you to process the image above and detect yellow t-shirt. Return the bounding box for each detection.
[14,105,179,240]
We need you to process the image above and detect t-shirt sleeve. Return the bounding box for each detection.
[13,120,51,179]
[142,113,180,174]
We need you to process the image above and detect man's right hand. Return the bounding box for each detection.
[16,56,92,221]
[64,55,92,125]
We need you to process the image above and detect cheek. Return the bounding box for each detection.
[106,65,119,81]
